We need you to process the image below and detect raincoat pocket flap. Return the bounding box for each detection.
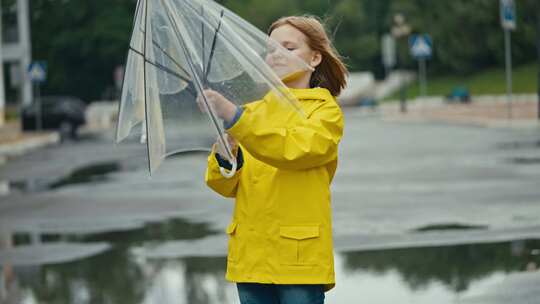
[226,222,238,235]
[279,226,319,240]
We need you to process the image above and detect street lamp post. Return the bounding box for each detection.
[537,7,540,120]
[392,13,411,113]
[0,2,5,126]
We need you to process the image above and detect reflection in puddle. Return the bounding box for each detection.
[1,218,221,303]
[508,157,540,165]
[339,240,539,294]
[9,179,49,193]
[497,140,540,150]
[10,161,124,194]
[49,162,122,189]
[79,218,218,245]
[7,218,218,248]
[412,223,488,232]
[2,217,539,303]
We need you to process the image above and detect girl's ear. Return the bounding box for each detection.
[310,51,322,69]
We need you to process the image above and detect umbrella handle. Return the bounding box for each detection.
[219,160,237,179]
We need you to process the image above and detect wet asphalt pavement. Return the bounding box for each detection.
[1,108,539,303]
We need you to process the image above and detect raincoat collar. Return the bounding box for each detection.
[287,87,334,101]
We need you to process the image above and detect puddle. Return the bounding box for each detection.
[9,161,123,193]
[2,216,539,304]
[497,141,540,150]
[339,240,540,294]
[9,179,50,193]
[508,157,540,165]
[413,223,488,232]
[167,149,211,158]
[10,218,218,247]
[49,162,122,189]
[79,218,219,245]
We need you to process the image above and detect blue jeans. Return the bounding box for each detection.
[237,283,325,304]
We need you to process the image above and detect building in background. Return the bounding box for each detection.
[0,0,32,126]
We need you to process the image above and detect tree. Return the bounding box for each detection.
[30,0,136,102]
[27,0,539,102]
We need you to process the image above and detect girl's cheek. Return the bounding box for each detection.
[266,53,277,65]
[292,49,307,59]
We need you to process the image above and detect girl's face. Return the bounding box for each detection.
[267,24,321,74]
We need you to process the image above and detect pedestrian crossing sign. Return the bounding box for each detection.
[28,62,47,83]
[409,34,433,60]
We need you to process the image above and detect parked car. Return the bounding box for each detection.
[446,86,471,103]
[357,97,379,108]
[22,96,86,139]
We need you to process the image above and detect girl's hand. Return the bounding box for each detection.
[214,134,238,159]
[197,90,237,122]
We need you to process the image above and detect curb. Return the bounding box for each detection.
[382,115,540,129]
[0,180,8,196]
[0,132,60,158]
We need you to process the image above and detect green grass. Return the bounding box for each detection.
[5,106,19,121]
[386,62,538,101]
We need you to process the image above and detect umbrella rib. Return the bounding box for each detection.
[136,28,191,78]
[159,0,234,162]
[204,9,225,82]
[201,5,205,76]
[116,0,144,142]
[131,0,143,33]
[150,39,191,78]
[129,47,196,95]
[143,0,152,174]
[132,38,191,79]
[182,0,305,115]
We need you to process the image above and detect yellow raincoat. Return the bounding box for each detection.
[205,87,343,291]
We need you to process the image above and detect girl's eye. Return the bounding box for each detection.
[286,48,296,51]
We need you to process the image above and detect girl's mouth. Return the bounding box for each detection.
[270,61,286,68]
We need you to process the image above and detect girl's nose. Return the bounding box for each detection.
[270,50,284,61]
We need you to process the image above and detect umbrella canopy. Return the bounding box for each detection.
[116,0,313,175]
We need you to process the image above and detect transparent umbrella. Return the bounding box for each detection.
[116,0,313,177]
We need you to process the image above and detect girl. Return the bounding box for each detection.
[204,15,347,304]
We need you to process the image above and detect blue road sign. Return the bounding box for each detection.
[409,34,432,60]
[28,61,47,83]
[500,0,516,31]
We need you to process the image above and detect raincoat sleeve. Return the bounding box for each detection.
[227,98,344,171]
[205,147,241,198]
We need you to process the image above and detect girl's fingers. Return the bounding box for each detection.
[198,90,218,113]
[227,135,237,148]
[198,90,235,121]
[196,95,207,113]
[214,134,238,159]
[214,136,226,158]
[227,136,238,156]
[198,90,216,112]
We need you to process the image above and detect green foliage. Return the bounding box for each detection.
[388,0,538,75]
[30,0,136,102]
[27,0,539,102]
[385,62,538,100]
[343,240,540,292]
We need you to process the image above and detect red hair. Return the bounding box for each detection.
[269,16,348,96]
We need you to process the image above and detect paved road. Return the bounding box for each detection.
[2,108,540,245]
[1,108,539,303]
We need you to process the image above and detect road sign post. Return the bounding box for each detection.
[409,34,433,98]
[418,58,427,97]
[392,13,411,113]
[500,0,516,120]
[382,34,396,77]
[28,61,47,131]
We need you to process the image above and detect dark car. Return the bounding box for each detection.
[446,86,471,103]
[22,96,86,139]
